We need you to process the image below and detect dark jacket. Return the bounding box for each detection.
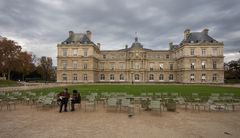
[72,93,81,103]
[58,92,70,100]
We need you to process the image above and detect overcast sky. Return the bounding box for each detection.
[1,0,240,65]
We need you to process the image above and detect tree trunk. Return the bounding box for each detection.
[7,70,11,80]
[22,73,25,81]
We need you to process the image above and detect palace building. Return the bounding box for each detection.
[56,29,224,83]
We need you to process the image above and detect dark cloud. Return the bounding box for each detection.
[0,0,240,64]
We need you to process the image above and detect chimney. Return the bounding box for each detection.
[97,43,101,49]
[169,42,174,50]
[202,28,209,35]
[69,31,74,37]
[86,30,92,40]
[125,45,128,49]
[184,29,190,40]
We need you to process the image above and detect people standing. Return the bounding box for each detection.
[71,90,81,111]
[58,88,70,113]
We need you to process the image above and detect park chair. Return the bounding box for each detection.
[6,96,17,111]
[0,99,4,111]
[155,93,161,98]
[140,93,147,97]
[36,97,53,110]
[85,96,96,112]
[120,98,134,115]
[147,93,153,98]
[149,100,162,115]
[106,98,118,111]
[176,97,188,110]
[161,92,168,99]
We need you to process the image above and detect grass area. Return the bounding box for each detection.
[24,84,240,97]
[0,80,20,87]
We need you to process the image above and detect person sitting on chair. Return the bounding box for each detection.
[57,88,70,113]
[71,90,81,111]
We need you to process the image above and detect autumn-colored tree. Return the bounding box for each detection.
[0,39,22,80]
[18,51,35,80]
[37,56,54,81]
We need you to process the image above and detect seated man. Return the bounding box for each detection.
[71,90,81,111]
[57,88,70,113]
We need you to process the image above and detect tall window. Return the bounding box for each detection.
[73,73,77,81]
[73,49,77,56]
[213,74,217,81]
[120,74,124,80]
[190,74,195,81]
[190,49,195,55]
[83,74,88,81]
[110,63,115,70]
[62,60,67,69]
[63,48,67,56]
[149,74,154,80]
[159,63,163,70]
[159,74,164,81]
[191,63,195,70]
[166,55,169,59]
[83,49,88,57]
[201,74,206,82]
[83,63,87,69]
[150,63,154,71]
[202,61,206,69]
[100,74,105,80]
[213,61,217,69]
[73,60,77,69]
[135,62,140,69]
[131,61,133,69]
[212,48,217,56]
[170,63,173,70]
[62,73,67,81]
[119,63,124,70]
[110,74,114,80]
[202,49,206,56]
[100,63,104,70]
[135,74,140,80]
[169,74,174,81]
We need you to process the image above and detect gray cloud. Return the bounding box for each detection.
[0,0,240,65]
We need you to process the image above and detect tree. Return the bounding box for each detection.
[0,39,22,80]
[18,51,35,80]
[228,58,240,79]
[37,56,53,82]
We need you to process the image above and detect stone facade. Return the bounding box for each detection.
[56,29,224,83]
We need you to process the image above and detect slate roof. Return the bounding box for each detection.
[118,37,153,52]
[62,33,94,44]
[182,32,217,43]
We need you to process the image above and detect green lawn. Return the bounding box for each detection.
[0,80,20,87]
[24,84,240,97]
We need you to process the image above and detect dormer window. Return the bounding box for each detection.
[190,49,195,55]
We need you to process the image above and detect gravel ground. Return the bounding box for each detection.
[0,103,240,138]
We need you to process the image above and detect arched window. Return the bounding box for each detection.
[100,74,105,80]
[120,74,124,80]
[135,74,139,80]
[149,74,154,80]
[110,74,114,80]
[159,74,164,80]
